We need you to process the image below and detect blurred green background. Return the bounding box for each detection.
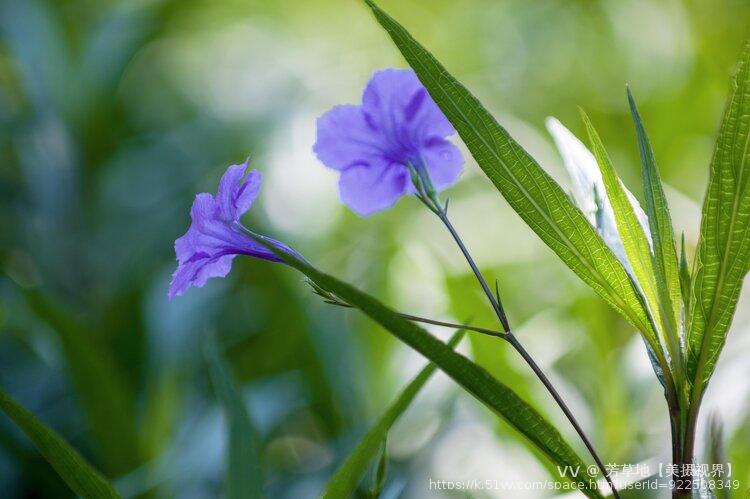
[1,0,750,497]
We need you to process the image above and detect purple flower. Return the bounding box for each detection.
[169,160,296,300]
[314,68,464,215]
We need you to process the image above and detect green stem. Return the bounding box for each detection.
[393,312,506,339]
[430,201,620,499]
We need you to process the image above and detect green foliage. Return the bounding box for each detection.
[3,0,750,495]
[0,389,120,499]
[362,0,655,346]
[205,332,263,499]
[627,89,684,370]
[247,232,604,498]
[688,39,750,394]
[680,234,692,313]
[23,290,140,475]
[581,111,665,357]
[323,330,464,499]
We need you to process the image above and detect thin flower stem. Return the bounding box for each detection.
[317,292,506,338]
[393,312,507,339]
[437,211,510,333]
[434,207,621,499]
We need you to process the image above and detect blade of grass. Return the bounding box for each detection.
[0,388,120,499]
[204,332,263,499]
[323,330,465,499]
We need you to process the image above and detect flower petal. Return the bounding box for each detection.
[420,138,464,191]
[215,162,262,221]
[216,163,247,220]
[168,252,236,300]
[191,253,236,288]
[174,193,218,264]
[362,69,454,140]
[233,169,262,218]
[313,105,384,171]
[170,163,299,298]
[338,161,410,216]
[189,192,219,233]
[174,225,199,264]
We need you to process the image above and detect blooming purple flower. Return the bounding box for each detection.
[313,68,464,216]
[169,160,296,300]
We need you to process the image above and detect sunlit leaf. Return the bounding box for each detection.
[362,0,654,345]
[680,233,691,314]
[0,388,120,499]
[627,89,684,373]
[323,330,464,499]
[580,111,669,365]
[205,332,263,499]
[687,39,750,393]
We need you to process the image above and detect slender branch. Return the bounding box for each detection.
[433,205,621,499]
[437,212,510,333]
[312,286,506,339]
[507,335,620,497]
[394,312,507,338]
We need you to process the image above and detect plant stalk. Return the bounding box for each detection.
[393,312,507,339]
[674,396,701,498]
[310,283,507,339]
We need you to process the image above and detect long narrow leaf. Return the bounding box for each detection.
[362,0,655,344]
[680,234,691,312]
[580,112,671,365]
[205,333,263,499]
[24,291,140,475]
[688,39,750,393]
[323,330,465,499]
[247,237,603,498]
[0,388,120,499]
[627,89,683,360]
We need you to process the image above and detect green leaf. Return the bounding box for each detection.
[24,291,140,475]
[205,332,263,499]
[323,330,464,499]
[371,439,388,498]
[0,388,120,499]
[687,39,750,393]
[680,233,691,313]
[362,0,654,342]
[627,89,684,367]
[580,111,669,362]
[247,237,603,498]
